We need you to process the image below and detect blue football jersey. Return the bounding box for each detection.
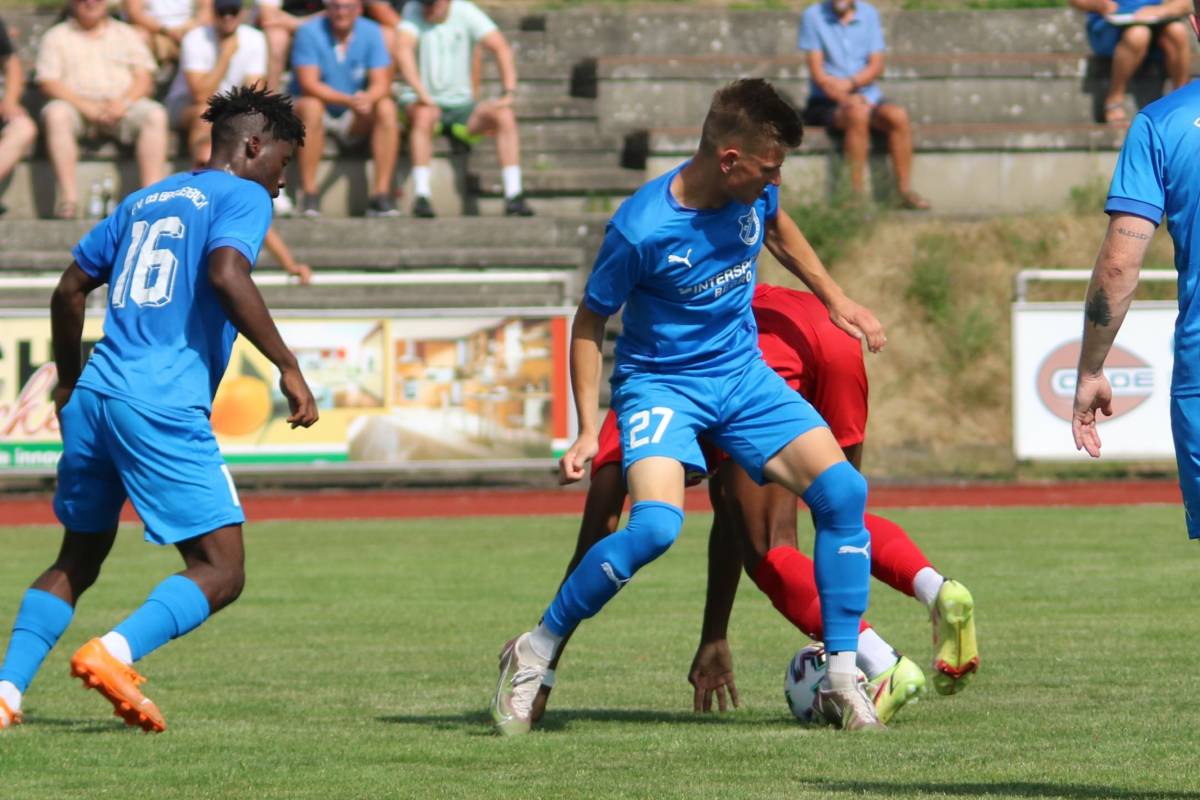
[584,162,780,383]
[72,170,272,414]
[1106,81,1200,396]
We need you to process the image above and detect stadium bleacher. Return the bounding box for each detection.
[0,4,1186,299]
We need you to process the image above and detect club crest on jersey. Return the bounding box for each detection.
[737,209,760,246]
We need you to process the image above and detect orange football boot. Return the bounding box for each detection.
[0,695,21,728]
[70,638,166,733]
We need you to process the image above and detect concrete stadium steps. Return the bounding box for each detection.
[594,52,1186,131]
[467,165,645,198]
[643,122,1122,215]
[0,216,607,308]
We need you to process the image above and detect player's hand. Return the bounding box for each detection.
[688,639,738,713]
[279,367,319,429]
[828,298,887,353]
[287,263,313,285]
[1072,371,1112,458]
[558,432,599,484]
[52,383,75,426]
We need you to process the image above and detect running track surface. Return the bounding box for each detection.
[0,480,1182,526]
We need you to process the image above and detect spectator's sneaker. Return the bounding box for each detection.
[931,579,979,695]
[300,194,321,218]
[490,633,548,736]
[272,192,294,217]
[412,196,436,219]
[365,194,400,218]
[448,122,483,148]
[504,194,535,217]
[70,638,166,733]
[866,655,925,724]
[0,695,21,729]
[812,675,887,731]
[528,668,556,725]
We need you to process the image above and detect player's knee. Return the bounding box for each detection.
[623,501,685,567]
[804,461,868,533]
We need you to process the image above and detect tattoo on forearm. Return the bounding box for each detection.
[1086,288,1112,327]
[1116,226,1151,240]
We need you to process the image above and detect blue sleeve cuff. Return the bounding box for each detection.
[583,293,619,317]
[71,244,104,278]
[1105,196,1163,225]
[207,237,257,265]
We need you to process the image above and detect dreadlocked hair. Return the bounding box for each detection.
[203,85,306,149]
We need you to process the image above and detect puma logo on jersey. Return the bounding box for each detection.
[837,543,871,559]
[667,249,694,269]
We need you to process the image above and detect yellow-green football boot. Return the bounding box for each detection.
[931,579,979,695]
[866,655,926,724]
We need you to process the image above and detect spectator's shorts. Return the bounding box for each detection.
[324,109,365,146]
[41,98,164,147]
[803,96,893,130]
[1086,15,1171,58]
[438,101,476,129]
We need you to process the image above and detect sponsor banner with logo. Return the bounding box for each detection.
[1012,301,1176,460]
[0,310,573,472]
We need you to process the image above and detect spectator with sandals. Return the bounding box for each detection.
[1068,0,1192,126]
[799,0,929,210]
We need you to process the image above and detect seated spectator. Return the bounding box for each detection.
[36,0,168,219]
[395,0,533,218]
[164,0,267,160]
[799,0,929,209]
[0,19,38,217]
[291,0,398,216]
[256,0,324,90]
[1068,0,1191,125]
[124,0,213,69]
[159,0,311,283]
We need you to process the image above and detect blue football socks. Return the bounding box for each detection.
[542,501,684,636]
[113,575,211,662]
[0,589,75,693]
[806,461,871,654]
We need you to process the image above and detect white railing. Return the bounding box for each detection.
[1013,268,1176,303]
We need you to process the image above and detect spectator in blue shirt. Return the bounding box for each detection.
[291,0,399,216]
[798,0,928,209]
[1068,0,1191,125]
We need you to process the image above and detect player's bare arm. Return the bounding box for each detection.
[208,247,318,429]
[1072,213,1154,457]
[688,479,744,713]
[559,302,608,483]
[49,262,105,416]
[764,209,887,352]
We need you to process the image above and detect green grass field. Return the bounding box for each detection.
[2,505,1199,799]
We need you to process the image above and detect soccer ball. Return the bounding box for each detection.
[784,643,828,722]
[784,643,868,723]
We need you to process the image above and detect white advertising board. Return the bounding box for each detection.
[1012,301,1177,460]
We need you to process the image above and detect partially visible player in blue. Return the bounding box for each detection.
[490,79,889,734]
[1073,1,1200,539]
[0,86,318,733]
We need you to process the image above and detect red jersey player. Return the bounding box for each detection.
[530,283,980,726]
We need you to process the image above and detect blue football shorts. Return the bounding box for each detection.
[612,357,827,485]
[54,387,245,544]
[1170,395,1200,540]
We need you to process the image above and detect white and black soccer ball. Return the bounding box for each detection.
[784,642,869,723]
[784,643,828,722]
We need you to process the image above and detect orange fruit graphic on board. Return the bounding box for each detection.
[211,375,272,436]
